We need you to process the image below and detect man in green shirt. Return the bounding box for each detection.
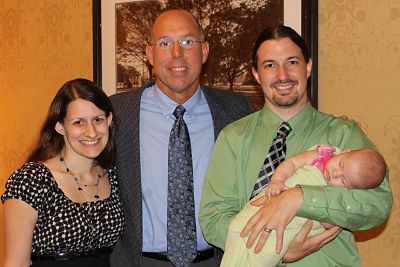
[199,25,393,266]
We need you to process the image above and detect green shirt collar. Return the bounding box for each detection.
[260,102,314,139]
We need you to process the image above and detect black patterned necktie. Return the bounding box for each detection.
[167,105,197,267]
[250,122,292,199]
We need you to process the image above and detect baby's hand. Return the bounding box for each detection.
[265,180,287,198]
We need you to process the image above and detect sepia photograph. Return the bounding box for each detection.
[94,0,316,110]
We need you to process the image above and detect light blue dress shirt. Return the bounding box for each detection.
[140,85,214,252]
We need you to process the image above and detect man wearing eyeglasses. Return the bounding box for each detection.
[109,8,251,267]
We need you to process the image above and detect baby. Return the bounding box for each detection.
[222,145,386,267]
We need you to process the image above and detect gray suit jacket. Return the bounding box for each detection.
[109,82,251,266]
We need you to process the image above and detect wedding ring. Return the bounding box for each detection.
[263,226,273,233]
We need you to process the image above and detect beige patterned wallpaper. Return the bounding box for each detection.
[0,0,92,264]
[319,1,400,266]
[0,0,399,266]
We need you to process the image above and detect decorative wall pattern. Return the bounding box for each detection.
[0,0,92,264]
[319,1,400,266]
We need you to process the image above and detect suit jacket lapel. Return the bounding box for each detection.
[202,85,230,140]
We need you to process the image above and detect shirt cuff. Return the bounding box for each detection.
[297,184,331,219]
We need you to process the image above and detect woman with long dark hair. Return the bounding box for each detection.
[2,78,125,267]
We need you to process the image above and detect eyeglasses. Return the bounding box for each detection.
[152,36,203,50]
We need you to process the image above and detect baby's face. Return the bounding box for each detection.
[323,152,362,188]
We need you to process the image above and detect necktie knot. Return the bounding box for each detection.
[276,122,292,138]
[173,105,186,120]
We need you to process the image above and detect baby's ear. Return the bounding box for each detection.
[343,148,352,153]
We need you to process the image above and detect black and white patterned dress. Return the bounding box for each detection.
[1,162,125,266]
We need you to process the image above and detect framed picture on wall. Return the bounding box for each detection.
[93,0,318,110]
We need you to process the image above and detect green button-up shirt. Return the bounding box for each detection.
[199,103,393,267]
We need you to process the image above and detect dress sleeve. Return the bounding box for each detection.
[107,166,120,193]
[1,162,48,212]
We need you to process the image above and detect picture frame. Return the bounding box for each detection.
[93,0,318,109]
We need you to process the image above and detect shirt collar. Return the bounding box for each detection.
[288,102,313,137]
[260,102,313,138]
[153,84,202,120]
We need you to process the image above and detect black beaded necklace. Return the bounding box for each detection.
[59,156,102,200]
